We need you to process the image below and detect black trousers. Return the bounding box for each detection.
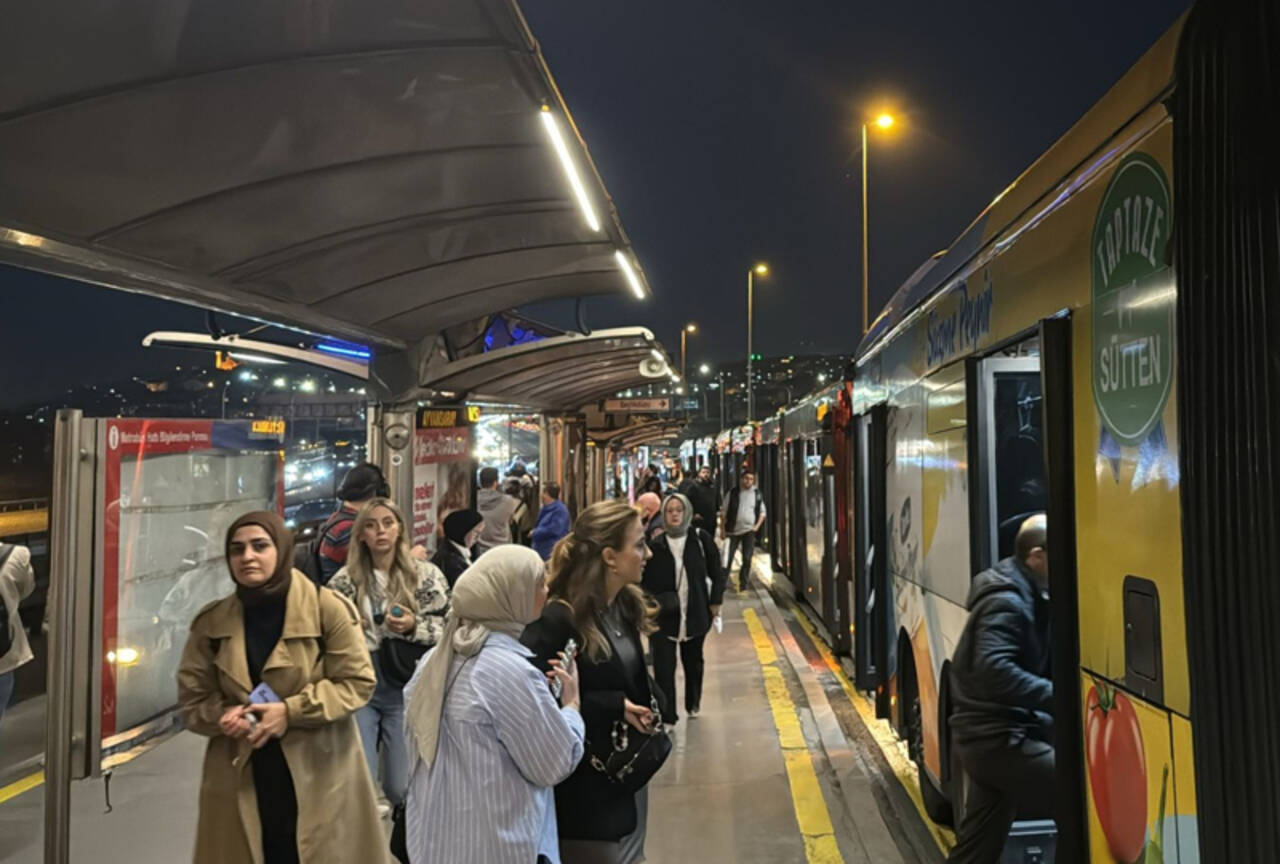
[651,634,706,722]
[727,532,755,589]
[947,735,1055,864]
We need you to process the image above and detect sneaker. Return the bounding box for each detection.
[688,707,700,718]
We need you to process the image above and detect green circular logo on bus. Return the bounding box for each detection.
[1091,152,1174,447]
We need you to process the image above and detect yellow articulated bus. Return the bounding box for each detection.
[728,4,1276,861]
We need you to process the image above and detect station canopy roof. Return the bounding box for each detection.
[0,0,652,351]
[419,327,676,413]
[590,419,688,450]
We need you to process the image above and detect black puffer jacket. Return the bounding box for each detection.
[949,557,1052,747]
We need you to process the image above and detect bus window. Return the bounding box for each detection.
[976,345,1048,567]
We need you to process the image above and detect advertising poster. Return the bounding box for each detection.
[101,418,285,741]
[413,408,474,555]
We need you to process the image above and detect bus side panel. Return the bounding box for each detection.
[1072,126,1189,718]
[1080,672,1180,864]
[886,385,923,732]
[919,367,971,780]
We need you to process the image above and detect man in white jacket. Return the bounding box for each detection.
[0,543,35,730]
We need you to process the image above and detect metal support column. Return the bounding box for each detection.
[45,410,82,864]
[541,414,587,519]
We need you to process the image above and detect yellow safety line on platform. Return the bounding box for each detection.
[789,604,956,855]
[744,607,844,864]
[0,770,43,805]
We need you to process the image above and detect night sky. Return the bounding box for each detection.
[0,0,1188,406]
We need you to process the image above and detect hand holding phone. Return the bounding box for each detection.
[249,682,281,705]
[549,638,578,705]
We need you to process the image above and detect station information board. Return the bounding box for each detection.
[99,418,285,749]
[413,407,474,554]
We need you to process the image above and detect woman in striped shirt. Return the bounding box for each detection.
[403,546,584,864]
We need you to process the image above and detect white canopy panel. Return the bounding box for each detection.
[0,0,651,348]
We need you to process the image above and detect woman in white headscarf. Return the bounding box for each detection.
[402,546,584,864]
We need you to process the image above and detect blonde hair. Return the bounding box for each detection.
[348,498,419,626]
[548,499,656,663]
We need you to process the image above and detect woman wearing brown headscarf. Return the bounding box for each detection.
[177,510,390,864]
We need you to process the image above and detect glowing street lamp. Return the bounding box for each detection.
[860,111,897,335]
[680,322,698,384]
[747,262,769,421]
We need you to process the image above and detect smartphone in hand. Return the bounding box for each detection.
[248,682,281,705]
[550,638,578,701]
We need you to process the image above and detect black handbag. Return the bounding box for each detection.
[587,676,672,794]
[377,637,428,689]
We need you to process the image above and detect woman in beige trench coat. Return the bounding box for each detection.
[178,510,390,864]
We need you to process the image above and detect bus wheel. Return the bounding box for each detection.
[909,679,953,825]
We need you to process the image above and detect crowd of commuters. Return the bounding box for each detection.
[175,455,781,863]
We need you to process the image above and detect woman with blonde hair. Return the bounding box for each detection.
[522,500,668,864]
[329,498,449,809]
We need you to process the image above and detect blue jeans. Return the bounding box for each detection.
[355,659,409,807]
[0,670,13,729]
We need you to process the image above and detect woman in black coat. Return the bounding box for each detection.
[431,510,482,588]
[522,500,666,864]
[641,493,726,725]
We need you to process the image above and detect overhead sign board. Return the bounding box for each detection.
[604,398,670,413]
[417,405,478,428]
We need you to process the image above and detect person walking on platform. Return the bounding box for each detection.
[402,546,584,864]
[328,499,450,812]
[530,482,572,561]
[720,470,765,592]
[523,500,667,864]
[0,542,35,732]
[638,465,663,498]
[177,511,388,864]
[679,465,720,537]
[947,514,1054,864]
[642,494,725,724]
[476,466,521,556]
[432,509,483,588]
[636,492,663,543]
[317,462,390,585]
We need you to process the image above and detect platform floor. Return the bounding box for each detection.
[0,552,942,864]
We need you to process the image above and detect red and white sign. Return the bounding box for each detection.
[412,427,471,553]
[100,419,283,739]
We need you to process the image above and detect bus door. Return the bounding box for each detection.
[757,444,773,556]
[819,433,850,654]
[789,439,807,602]
[972,350,1047,569]
[773,442,783,578]
[800,437,825,616]
[862,405,892,715]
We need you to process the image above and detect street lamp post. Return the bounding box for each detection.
[861,113,894,335]
[747,262,768,422]
[680,323,697,417]
[718,370,727,430]
[680,323,697,383]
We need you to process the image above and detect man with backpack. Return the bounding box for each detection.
[314,463,390,584]
[720,470,766,592]
[0,542,35,732]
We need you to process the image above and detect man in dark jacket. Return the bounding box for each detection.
[316,463,389,584]
[947,514,1054,864]
[679,466,720,536]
